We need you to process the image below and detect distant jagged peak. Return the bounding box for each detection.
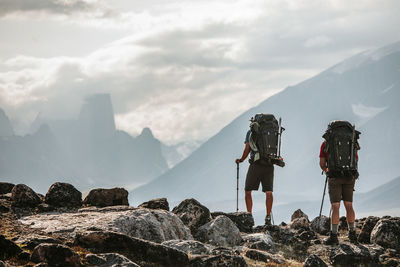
[139,127,154,139]
[0,107,14,136]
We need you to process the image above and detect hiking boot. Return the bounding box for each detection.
[348,230,358,244]
[265,215,272,226]
[323,231,339,245]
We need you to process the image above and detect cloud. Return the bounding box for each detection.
[0,0,400,143]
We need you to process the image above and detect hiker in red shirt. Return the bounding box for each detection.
[319,121,360,245]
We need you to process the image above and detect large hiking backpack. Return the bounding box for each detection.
[249,113,285,167]
[322,120,361,178]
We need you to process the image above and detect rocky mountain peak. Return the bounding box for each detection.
[0,108,14,137]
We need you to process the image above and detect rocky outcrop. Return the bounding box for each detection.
[311,216,330,235]
[162,240,212,255]
[20,207,192,243]
[195,215,242,247]
[329,243,384,266]
[290,217,310,230]
[358,216,379,244]
[303,254,328,267]
[45,182,82,208]
[138,198,169,211]
[83,188,129,207]
[0,235,22,261]
[173,198,211,235]
[0,183,14,195]
[75,231,189,267]
[31,243,81,267]
[292,209,309,222]
[370,218,400,249]
[211,211,254,233]
[85,253,139,267]
[242,233,274,251]
[16,234,60,250]
[11,184,41,208]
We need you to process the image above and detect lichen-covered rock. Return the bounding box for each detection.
[16,234,60,250]
[172,198,211,235]
[212,211,254,233]
[245,249,286,264]
[0,234,22,261]
[303,254,328,267]
[45,182,82,208]
[162,240,212,255]
[290,217,310,230]
[311,216,330,235]
[85,253,139,267]
[370,218,400,249]
[329,243,384,266]
[0,182,14,194]
[20,207,192,243]
[83,188,129,207]
[291,209,309,222]
[11,184,41,208]
[31,243,81,267]
[195,215,242,247]
[358,216,380,244]
[75,231,189,267]
[138,198,169,211]
[242,233,274,251]
[110,208,193,243]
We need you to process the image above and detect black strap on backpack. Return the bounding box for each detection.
[322,120,361,178]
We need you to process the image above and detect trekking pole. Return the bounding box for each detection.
[236,162,239,212]
[319,174,328,218]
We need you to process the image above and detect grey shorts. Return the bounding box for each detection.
[245,162,274,192]
[328,177,355,203]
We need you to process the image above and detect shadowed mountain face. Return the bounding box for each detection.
[0,94,169,193]
[0,108,14,137]
[132,41,400,210]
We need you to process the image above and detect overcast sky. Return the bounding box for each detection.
[0,0,399,144]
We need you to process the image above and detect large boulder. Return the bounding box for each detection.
[45,182,82,208]
[162,240,212,255]
[291,209,309,222]
[172,198,211,235]
[358,216,380,244]
[290,217,310,230]
[0,182,14,194]
[310,216,330,235]
[242,233,274,251]
[138,198,169,211]
[85,253,139,267]
[19,207,192,243]
[83,188,128,207]
[370,218,400,249]
[211,211,254,233]
[31,243,81,267]
[74,231,189,267]
[195,215,242,247]
[0,235,22,261]
[329,243,384,266]
[303,254,328,267]
[11,184,41,208]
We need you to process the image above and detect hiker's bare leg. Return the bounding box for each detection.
[331,202,340,225]
[344,201,355,223]
[265,191,273,216]
[245,190,252,213]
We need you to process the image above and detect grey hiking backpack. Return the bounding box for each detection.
[322,120,360,178]
[249,113,285,167]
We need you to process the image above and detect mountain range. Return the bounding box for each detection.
[132,41,400,221]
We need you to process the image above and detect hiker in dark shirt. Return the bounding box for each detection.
[236,130,274,225]
[320,141,358,245]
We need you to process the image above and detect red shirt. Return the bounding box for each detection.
[319,141,358,159]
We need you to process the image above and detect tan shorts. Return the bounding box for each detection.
[328,177,355,203]
[245,162,274,192]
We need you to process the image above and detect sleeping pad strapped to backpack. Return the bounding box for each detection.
[249,113,285,167]
[323,120,361,178]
